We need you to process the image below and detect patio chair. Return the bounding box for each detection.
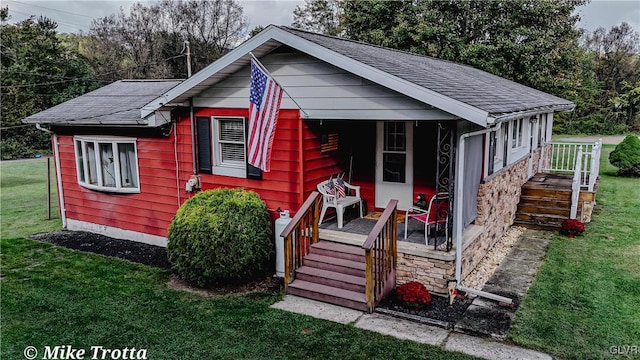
[404,192,449,245]
[317,179,363,229]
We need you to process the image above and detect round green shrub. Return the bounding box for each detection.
[167,188,273,287]
[609,134,640,176]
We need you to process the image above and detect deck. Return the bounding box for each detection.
[319,213,449,249]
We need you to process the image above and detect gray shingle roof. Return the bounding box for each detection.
[23,80,182,125]
[279,26,574,116]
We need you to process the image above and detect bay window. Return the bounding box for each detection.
[74,137,140,193]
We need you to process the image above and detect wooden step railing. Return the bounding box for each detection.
[362,199,398,312]
[280,191,321,288]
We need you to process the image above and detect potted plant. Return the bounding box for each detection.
[395,281,432,310]
[560,218,585,237]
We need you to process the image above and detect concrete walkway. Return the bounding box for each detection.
[270,229,554,360]
[455,229,552,340]
[271,295,551,360]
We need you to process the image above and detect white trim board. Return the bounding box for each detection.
[66,219,168,247]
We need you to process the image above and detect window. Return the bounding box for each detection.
[212,117,246,177]
[487,122,509,175]
[538,114,547,145]
[383,122,406,183]
[74,137,139,193]
[511,118,524,149]
[199,116,262,179]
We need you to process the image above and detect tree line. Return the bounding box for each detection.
[1,0,247,159]
[1,0,639,159]
[292,0,639,135]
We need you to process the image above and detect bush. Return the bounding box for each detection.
[560,218,585,237]
[395,281,431,309]
[609,134,640,176]
[167,188,273,287]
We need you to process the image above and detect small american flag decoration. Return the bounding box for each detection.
[324,179,335,195]
[335,177,346,198]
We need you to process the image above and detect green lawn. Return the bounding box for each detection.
[509,144,640,360]
[0,159,475,359]
[0,239,478,359]
[1,158,61,239]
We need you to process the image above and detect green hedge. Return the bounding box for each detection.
[167,188,273,287]
[609,134,640,177]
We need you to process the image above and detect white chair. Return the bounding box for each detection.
[317,179,363,229]
[404,192,449,245]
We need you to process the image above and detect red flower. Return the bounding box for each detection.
[560,218,585,236]
[395,281,431,308]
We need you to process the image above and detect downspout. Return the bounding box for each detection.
[36,124,67,228]
[190,97,197,175]
[454,125,513,304]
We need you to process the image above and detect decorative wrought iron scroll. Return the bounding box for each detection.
[435,123,456,251]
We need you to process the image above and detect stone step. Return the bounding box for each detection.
[303,253,366,277]
[287,279,369,311]
[295,266,366,293]
[309,241,366,262]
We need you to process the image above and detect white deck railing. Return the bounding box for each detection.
[545,140,602,192]
[570,149,583,219]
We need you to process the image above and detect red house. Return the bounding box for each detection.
[26,26,589,309]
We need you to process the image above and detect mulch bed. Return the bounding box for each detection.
[377,290,473,329]
[28,230,282,295]
[30,230,171,269]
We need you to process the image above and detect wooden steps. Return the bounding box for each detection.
[286,241,368,311]
[515,173,577,231]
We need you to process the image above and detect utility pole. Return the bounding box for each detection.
[185,40,192,78]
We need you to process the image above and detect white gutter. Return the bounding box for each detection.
[487,104,575,125]
[454,126,513,304]
[36,124,67,228]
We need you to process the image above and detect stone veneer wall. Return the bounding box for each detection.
[461,147,547,280]
[393,144,552,294]
[396,252,455,295]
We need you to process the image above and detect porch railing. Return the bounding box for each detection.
[362,199,398,312]
[545,140,602,192]
[570,149,583,219]
[280,191,321,288]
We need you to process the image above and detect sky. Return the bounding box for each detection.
[2,0,639,36]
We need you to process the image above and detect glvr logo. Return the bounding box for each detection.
[610,345,639,355]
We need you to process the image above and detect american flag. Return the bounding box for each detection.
[248,59,283,172]
[335,178,346,198]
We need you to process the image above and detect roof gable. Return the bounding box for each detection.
[141,25,573,127]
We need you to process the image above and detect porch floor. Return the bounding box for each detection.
[319,216,448,248]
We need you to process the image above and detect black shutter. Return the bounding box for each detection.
[196,117,212,174]
[245,120,262,180]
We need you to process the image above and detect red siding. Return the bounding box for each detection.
[56,135,181,237]
[57,109,444,238]
[182,108,303,215]
[302,124,343,196]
